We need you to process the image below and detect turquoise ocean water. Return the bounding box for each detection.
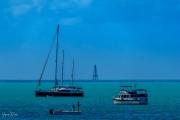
[0,80,180,120]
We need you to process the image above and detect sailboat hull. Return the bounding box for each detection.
[35,90,84,97]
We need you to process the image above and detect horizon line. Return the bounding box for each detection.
[0,79,180,82]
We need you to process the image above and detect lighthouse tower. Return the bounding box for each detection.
[92,64,98,80]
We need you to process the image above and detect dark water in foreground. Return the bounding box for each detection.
[0,80,180,120]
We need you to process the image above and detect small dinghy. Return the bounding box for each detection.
[49,102,81,115]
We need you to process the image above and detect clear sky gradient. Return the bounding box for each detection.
[0,0,180,80]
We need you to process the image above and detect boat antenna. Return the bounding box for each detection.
[55,24,60,87]
[38,26,57,87]
[77,101,80,112]
[61,49,64,85]
[71,59,75,86]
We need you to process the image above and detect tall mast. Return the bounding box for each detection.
[55,24,59,86]
[61,49,64,85]
[71,59,75,86]
[38,25,58,87]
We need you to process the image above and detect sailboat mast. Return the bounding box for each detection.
[71,60,75,86]
[38,25,58,87]
[61,50,64,85]
[55,24,59,86]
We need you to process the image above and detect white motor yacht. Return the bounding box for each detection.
[113,86,148,105]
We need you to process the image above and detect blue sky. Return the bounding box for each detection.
[0,0,180,80]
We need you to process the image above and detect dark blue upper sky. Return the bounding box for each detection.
[0,0,180,80]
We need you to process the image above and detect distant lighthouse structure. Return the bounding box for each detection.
[92,64,98,80]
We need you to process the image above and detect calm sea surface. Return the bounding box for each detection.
[0,80,180,120]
